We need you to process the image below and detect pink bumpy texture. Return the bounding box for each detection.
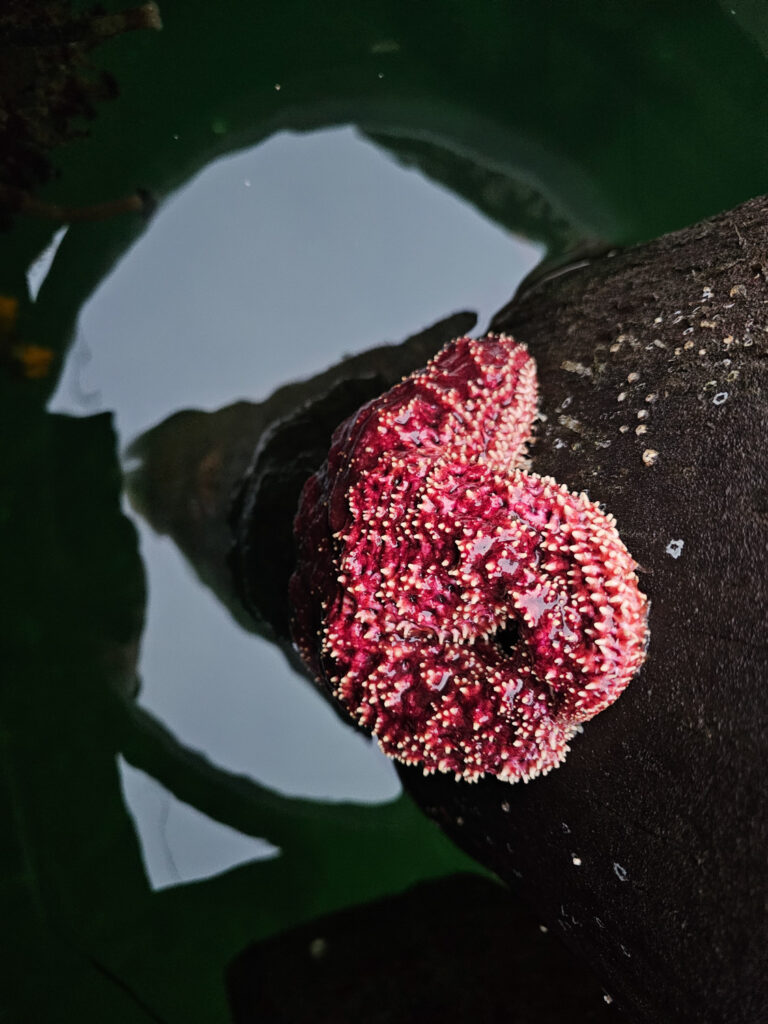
[290,335,648,783]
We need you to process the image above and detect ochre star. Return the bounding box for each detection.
[290,335,648,783]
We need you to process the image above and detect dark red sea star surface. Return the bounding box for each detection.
[290,335,648,783]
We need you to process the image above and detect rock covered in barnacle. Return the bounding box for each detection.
[290,335,648,784]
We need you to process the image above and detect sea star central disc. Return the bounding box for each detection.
[290,335,648,783]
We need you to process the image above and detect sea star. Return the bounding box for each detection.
[290,335,648,783]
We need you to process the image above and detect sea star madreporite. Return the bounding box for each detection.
[290,335,648,783]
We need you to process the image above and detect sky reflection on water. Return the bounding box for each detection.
[49,126,541,887]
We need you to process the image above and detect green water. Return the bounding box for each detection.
[2,2,767,1020]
